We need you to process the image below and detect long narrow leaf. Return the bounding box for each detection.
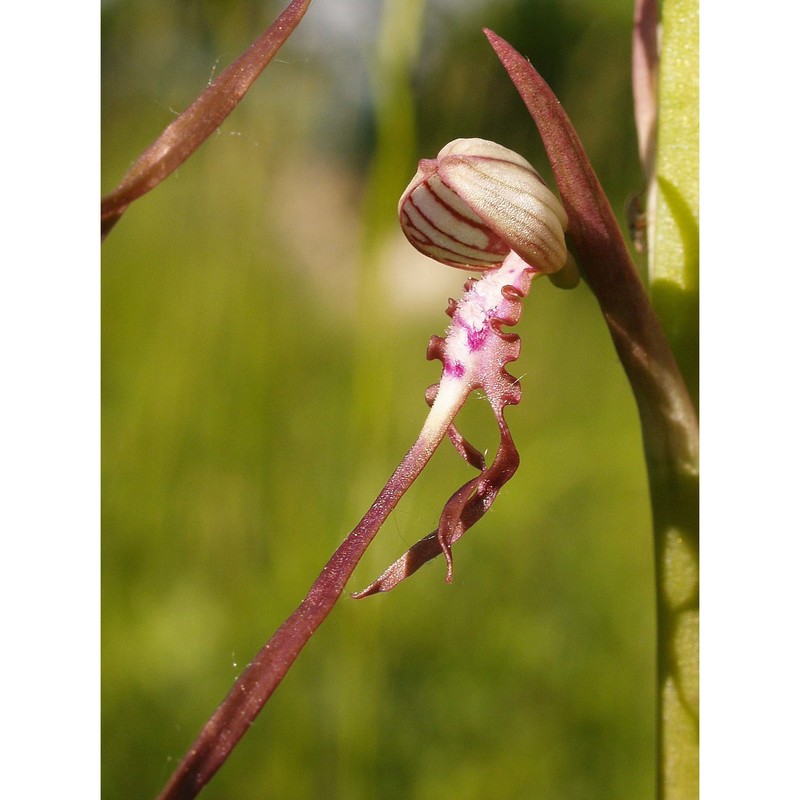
[484,29,697,474]
[101,0,312,239]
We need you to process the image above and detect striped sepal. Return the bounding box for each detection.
[397,138,568,274]
[399,164,510,270]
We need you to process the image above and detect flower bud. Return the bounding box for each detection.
[398,138,568,273]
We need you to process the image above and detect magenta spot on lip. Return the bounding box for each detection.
[466,325,488,351]
[444,360,466,379]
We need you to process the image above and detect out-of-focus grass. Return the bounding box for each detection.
[102,1,654,798]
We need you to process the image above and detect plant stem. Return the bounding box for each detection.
[651,469,698,800]
[649,0,700,795]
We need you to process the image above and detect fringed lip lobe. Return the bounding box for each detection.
[353,252,538,596]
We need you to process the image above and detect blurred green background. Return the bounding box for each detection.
[101,0,654,797]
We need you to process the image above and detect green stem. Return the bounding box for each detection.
[651,469,699,800]
[649,0,699,796]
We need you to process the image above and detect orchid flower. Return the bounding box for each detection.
[156,136,574,800]
[354,137,574,595]
[101,0,696,793]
